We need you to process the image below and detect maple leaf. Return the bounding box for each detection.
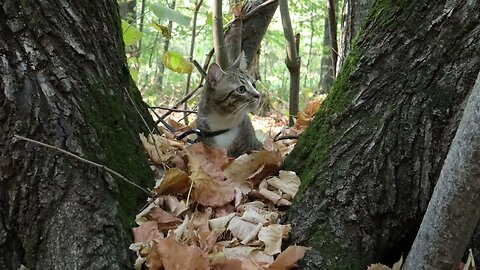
[147,237,209,270]
[225,246,274,269]
[132,221,164,243]
[189,151,235,206]
[224,150,282,192]
[154,168,190,195]
[185,143,229,182]
[145,206,182,230]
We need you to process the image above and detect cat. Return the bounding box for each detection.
[197,52,263,158]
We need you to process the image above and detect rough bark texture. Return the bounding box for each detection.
[230,0,279,67]
[0,0,153,269]
[283,0,480,268]
[337,0,374,72]
[403,71,480,270]
[317,17,334,94]
[327,0,338,78]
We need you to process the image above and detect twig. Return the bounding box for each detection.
[159,84,204,120]
[192,60,207,79]
[14,135,154,198]
[150,106,197,114]
[124,87,156,134]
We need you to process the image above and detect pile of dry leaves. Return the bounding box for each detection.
[129,97,326,270]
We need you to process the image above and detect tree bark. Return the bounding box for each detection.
[0,0,153,269]
[337,0,374,72]
[283,1,480,268]
[403,71,480,270]
[227,0,279,68]
[326,0,338,78]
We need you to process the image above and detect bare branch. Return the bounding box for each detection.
[14,135,154,198]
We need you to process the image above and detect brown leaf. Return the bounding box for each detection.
[146,206,182,230]
[258,224,291,255]
[186,143,229,182]
[224,150,282,191]
[267,245,309,270]
[211,258,243,270]
[132,221,164,243]
[148,236,210,270]
[193,174,235,207]
[189,153,234,206]
[266,170,301,197]
[154,168,190,195]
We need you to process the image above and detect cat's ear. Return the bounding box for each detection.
[230,51,248,70]
[207,63,224,86]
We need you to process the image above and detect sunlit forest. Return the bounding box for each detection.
[1,0,480,269]
[120,0,329,113]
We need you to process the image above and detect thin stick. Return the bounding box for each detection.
[14,135,153,198]
[192,60,207,79]
[150,106,197,114]
[159,84,204,120]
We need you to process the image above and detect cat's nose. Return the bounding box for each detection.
[252,91,260,99]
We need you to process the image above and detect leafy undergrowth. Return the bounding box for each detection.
[129,97,325,270]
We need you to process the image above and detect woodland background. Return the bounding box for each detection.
[1,0,480,269]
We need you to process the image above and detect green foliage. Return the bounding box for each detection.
[119,0,330,109]
[151,3,192,26]
[121,19,142,46]
[162,51,194,73]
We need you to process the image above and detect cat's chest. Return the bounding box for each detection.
[213,127,240,149]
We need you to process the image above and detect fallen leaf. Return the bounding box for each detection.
[186,143,229,182]
[225,150,282,191]
[267,245,309,270]
[258,224,291,255]
[227,216,258,241]
[145,206,182,230]
[190,155,234,206]
[148,237,209,270]
[211,258,243,270]
[154,168,190,195]
[132,221,163,243]
[266,170,301,197]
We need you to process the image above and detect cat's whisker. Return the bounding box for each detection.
[226,102,250,120]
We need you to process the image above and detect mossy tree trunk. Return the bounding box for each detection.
[337,0,374,72]
[283,1,480,269]
[0,0,153,269]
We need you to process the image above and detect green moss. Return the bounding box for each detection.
[81,76,152,232]
[284,48,360,193]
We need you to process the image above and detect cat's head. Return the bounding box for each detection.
[205,52,260,115]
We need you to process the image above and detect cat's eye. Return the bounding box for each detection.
[236,86,246,94]
[252,82,257,89]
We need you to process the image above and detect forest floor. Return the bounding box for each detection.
[128,96,410,269]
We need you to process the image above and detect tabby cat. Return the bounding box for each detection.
[197,53,263,157]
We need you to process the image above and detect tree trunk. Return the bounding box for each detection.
[318,12,334,94]
[230,0,279,67]
[118,0,136,22]
[403,70,480,270]
[337,0,374,72]
[0,0,153,269]
[283,1,480,269]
